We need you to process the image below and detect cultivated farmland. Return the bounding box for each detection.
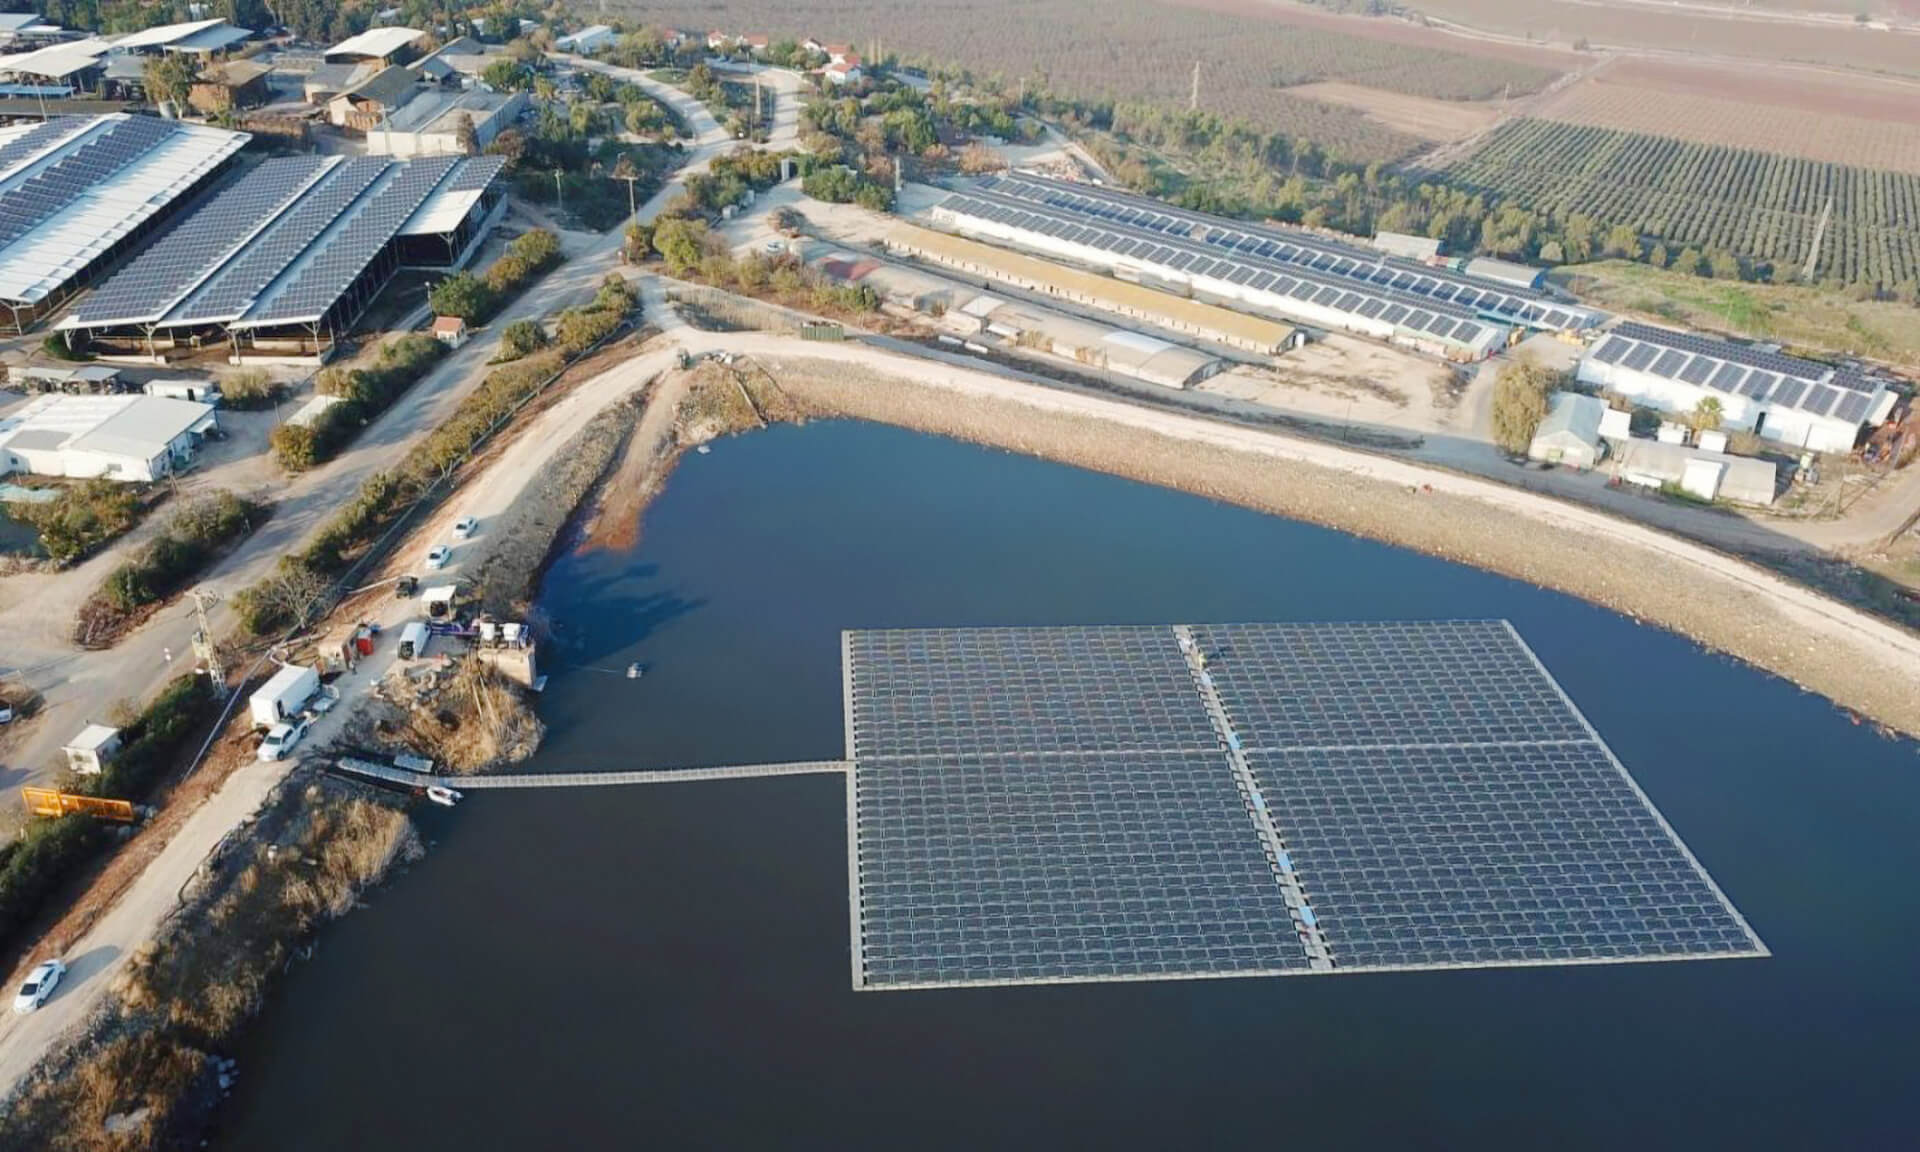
[608,0,1560,164]
[1530,59,1920,174]
[1446,118,1920,291]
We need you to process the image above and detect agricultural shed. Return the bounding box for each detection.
[1528,392,1606,469]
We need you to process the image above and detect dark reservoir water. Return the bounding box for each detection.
[219,421,1918,1150]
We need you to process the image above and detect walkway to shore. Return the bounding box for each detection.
[330,757,849,791]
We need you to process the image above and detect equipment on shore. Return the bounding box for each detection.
[23,788,136,823]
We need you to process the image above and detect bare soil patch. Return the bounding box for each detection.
[1282,81,1505,141]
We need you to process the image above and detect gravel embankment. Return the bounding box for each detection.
[756,354,1920,738]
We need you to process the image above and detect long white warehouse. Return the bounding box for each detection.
[1577,322,1894,455]
[928,173,1602,362]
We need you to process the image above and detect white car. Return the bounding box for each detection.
[763,239,786,253]
[425,544,452,570]
[452,516,479,540]
[13,959,65,1013]
[257,716,312,762]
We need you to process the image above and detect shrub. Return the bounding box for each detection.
[429,271,495,324]
[98,492,254,614]
[14,479,143,565]
[0,816,105,953]
[218,368,282,410]
[269,422,319,471]
[497,319,549,361]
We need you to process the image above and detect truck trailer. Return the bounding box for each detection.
[249,663,320,727]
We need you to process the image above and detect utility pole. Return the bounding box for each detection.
[188,589,227,699]
[1190,60,1200,112]
[554,167,564,212]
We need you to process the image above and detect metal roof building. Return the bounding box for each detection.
[324,27,426,64]
[111,19,252,56]
[0,393,218,482]
[0,114,248,333]
[1527,391,1607,469]
[1577,321,1895,455]
[59,152,506,359]
[927,173,1604,361]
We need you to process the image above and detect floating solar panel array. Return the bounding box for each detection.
[0,116,179,252]
[68,156,333,327]
[1584,321,1880,424]
[962,172,1597,334]
[64,153,504,336]
[844,621,1764,990]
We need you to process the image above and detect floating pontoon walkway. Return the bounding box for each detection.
[330,757,848,790]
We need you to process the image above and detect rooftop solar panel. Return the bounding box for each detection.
[1381,303,1410,324]
[1612,321,1823,381]
[0,115,180,252]
[1771,377,1808,407]
[172,156,389,324]
[1651,349,1690,379]
[1621,342,1659,372]
[1708,362,1747,394]
[1314,285,1342,306]
[847,622,1764,989]
[71,156,333,326]
[1590,336,1629,365]
[1406,309,1435,330]
[1803,385,1839,417]
[247,155,460,325]
[0,116,86,180]
[1455,321,1483,343]
[1428,317,1457,339]
[1678,355,1717,386]
[1357,298,1385,318]
[1741,371,1778,400]
[1833,393,1871,423]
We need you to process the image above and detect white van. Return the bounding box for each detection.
[398,622,430,660]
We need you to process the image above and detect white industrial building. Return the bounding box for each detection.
[929,173,1605,363]
[363,87,527,157]
[1528,392,1607,469]
[0,394,218,482]
[555,25,615,54]
[1578,322,1894,455]
[0,114,249,332]
[1610,439,1779,506]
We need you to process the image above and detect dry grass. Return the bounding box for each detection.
[378,659,543,776]
[0,778,416,1152]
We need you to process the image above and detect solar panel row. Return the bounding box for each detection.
[0,115,87,182]
[71,155,333,325]
[1589,323,1881,422]
[172,156,387,324]
[246,155,460,325]
[0,115,179,253]
[939,189,1492,348]
[976,173,1585,331]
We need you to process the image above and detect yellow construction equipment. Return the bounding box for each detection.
[22,788,136,823]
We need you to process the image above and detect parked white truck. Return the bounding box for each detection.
[249,664,320,728]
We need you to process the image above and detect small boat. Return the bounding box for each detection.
[424,785,463,807]
[626,662,644,679]
[695,444,711,455]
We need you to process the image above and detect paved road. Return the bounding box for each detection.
[0,755,290,1101]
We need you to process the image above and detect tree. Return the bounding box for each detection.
[1490,356,1556,455]
[1674,247,1706,277]
[611,152,641,218]
[651,215,710,273]
[1692,397,1723,433]
[143,53,200,109]
[453,112,478,156]
[1707,250,1742,281]
[429,271,495,323]
[1604,224,1640,259]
